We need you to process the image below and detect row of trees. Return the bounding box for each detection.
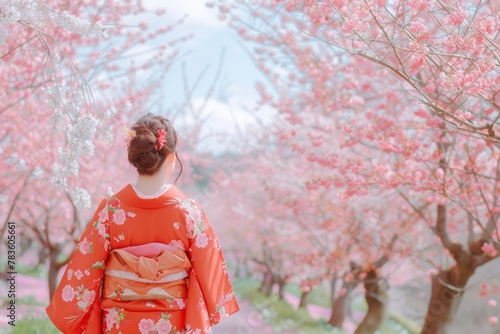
[214,1,500,333]
[1,1,499,333]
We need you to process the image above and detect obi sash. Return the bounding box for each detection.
[100,242,213,333]
[103,243,191,303]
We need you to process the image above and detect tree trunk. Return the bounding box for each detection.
[330,271,338,306]
[259,271,272,295]
[277,277,286,300]
[259,271,275,297]
[328,280,357,328]
[421,262,476,334]
[355,269,387,334]
[48,251,62,299]
[299,289,311,308]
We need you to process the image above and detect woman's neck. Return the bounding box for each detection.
[135,168,168,196]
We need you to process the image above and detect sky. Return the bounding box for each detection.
[136,1,272,152]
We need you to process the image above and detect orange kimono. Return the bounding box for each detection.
[46,184,239,334]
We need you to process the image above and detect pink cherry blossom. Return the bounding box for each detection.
[475,16,498,35]
[138,318,156,334]
[407,0,422,8]
[79,238,92,255]
[175,298,186,309]
[97,223,106,236]
[168,239,184,250]
[449,7,468,25]
[74,269,83,280]
[341,14,367,34]
[113,209,126,225]
[98,207,109,222]
[331,0,346,9]
[105,308,119,331]
[481,242,498,257]
[195,233,209,248]
[61,285,75,302]
[82,290,96,305]
[156,318,172,334]
[409,18,426,34]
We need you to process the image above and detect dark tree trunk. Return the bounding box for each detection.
[421,263,475,334]
[48,251,62,299]
[259,271,275,297]
[328,280,357,328]
[299,289,311,308]
[330,271,338,306]
[259,271,271,294]
[355,269,387,334]
[277,277,286,300]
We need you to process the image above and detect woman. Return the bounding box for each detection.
[46,113,239,333]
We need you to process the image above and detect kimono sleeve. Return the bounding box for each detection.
[46,198,110,334]
[182,199,239,326]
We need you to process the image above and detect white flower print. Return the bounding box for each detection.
[77,290,95,311]
[61,285,75,302]
[168,239,184,250]
[195,233,209,248]
[156,318,173,334]
[175,298,186,309]
[98,207,109,222]
[138,318,155,334]
[180,199,206,239]
[74,269,83,280]
[114,233,125,243]
[97,223,106,236]
[105,307,119,331]
[82,290,95,304]
[113,209,126,225]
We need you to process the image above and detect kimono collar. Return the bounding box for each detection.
[113,184,187,209]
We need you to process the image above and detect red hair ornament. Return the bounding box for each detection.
[155,129,167,150]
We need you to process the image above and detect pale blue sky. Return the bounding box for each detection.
[136,1,271,149]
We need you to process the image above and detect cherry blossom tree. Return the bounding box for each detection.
[0,0,186,215]
[213,1,500,332]
[261,0,500,141]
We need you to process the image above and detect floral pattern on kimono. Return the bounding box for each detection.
[46,184,239,334]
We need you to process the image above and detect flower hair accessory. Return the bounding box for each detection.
[155,129,167,150]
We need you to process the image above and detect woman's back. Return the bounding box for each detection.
[46,113,239,334]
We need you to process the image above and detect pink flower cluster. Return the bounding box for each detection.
[481,242,498,257]
[341,14,367,34]
[449,7,468,25]
[409,22,425,37]
[475,16,498,35]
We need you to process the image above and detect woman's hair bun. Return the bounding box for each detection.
[127,113,177,175]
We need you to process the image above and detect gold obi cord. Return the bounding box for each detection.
[103,243,192,303]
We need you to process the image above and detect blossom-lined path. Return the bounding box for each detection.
[212,300,275,334]
[1,274,352,333]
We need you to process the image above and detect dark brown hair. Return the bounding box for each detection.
[127,113,182,182]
